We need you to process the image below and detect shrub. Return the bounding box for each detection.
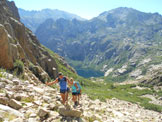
[13,60,24,75]
[0,68,6,78]
[0,72,3,78]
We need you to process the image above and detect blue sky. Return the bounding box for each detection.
[9,0,162,19]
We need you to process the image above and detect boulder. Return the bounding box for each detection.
[38,108,49,118]
[12,79,20,85]
[8,99,22,110]
[0,97,9,105]
[33,86,44,94]
[0,82,6,88]
[0,104,23,117]
[59,107,82,117]
[0,77,13,84]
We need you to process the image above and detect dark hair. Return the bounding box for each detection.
[58,72,63,76]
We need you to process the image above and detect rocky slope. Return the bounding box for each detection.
[35,7,162,81]
[19,8,85,33]
[0,72,161,122]
[0,0,76,82]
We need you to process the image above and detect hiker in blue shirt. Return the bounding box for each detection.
[70,78,82,107]
[46,72,71,105]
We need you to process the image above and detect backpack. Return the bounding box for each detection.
[76,81,81,90]
[72,81,81,93]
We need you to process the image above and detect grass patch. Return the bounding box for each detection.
[83,82,162,112]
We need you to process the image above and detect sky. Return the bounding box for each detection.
[9,0,162,19]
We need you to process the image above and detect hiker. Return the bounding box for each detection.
[46,72,71,105]
[70,78,82,107]
[77,81,82,105]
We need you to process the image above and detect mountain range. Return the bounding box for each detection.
[33,7,162,81]
[18,8,85,32]
[0,1,162,121]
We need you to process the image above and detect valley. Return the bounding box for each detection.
[29,7,162,81]
[0,0,162,121]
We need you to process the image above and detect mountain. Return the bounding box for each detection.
[35,7,162,81]
[18,8,85,32]
[0,0,75,83]
[0,2,162,121]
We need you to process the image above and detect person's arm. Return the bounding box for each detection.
[74,83,79,91]
[66,77,73,85]
[46,78,58,86]
[80,89,82,94]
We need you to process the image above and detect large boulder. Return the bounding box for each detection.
[0,104,23,120]
[0,97,9,105]
[8,99,22,110]
[59,107,82,117]
[38,108,49,119]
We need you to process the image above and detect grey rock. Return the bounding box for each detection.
[59,107,82,117]
[0,104,23,117]
[0,97,9,105]
[0,82,6,88]
[38,108,49,118]
[12,79,20,85]
[8,99,23,110]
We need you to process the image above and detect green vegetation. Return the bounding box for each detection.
[21,96,34,103]
[105,73,129,82]
[0,71,4,78]
[13,60,24,75]
[83,82,162,112]
[42,45,162,112]
[0,68,6,78]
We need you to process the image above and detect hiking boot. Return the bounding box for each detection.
[75,101,78,106]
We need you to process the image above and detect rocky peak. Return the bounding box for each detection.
[6,0,20,21]
[0,0,65,80]
[0,0,20,21]
[98,7,162,24]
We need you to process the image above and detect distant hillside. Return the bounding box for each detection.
[35,7,162,81]
[18,8,85,32]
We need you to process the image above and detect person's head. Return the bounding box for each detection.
[70,78,74,83]
[58,72,63,79]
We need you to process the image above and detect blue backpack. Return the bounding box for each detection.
[72,81,81,93]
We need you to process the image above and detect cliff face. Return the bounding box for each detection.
[0,0,58,79]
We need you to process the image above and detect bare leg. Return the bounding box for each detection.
[65,92,69,104]
[78,94,80,104]
[60,93,66,105]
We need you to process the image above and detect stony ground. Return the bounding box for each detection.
[0,73,162,122]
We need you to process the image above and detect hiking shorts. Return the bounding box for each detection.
[76,90,81,95]
[60,89,67,93]
[60,87,70,94]
[72,92,78,95]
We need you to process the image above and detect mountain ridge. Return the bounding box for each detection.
[18,8,86,32]
[35,7,162,80]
